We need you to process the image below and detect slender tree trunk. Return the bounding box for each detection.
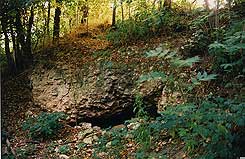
[26,5,34,64]
[215,0,220,41]
[1,17,16,73]
[47,0,51,35]
[112,1,116,26]
[16,40,21,70]
[15,8,26,70]
[43,4,47,49]
[53,6,61,43]
[10,23,17,63]
[76,5,78,25]
[128,3,131,19]
[121,1,124,21]
[215,0,219,29]
[11,23,21,69]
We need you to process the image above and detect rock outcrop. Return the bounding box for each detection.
[31,64,135,125]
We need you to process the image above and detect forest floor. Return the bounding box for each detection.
[2,24,214,159]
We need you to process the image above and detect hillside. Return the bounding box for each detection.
[1,1,245,158]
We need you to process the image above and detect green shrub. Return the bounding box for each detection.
[208,21,245,75]
[182,29,210,56]
[133,94,148,118]
[138,46,216,101]
[107,9,187,45]
[158,97,245,158]
[106,19,149,45]
[22,112,66,139]
[93,127,128,158]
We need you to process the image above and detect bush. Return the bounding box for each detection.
[93,126,128,158]
[22,112,66,139]
[158,97,245,158]
[106,19,149,45]
[182,29,210,56]
[209,21,245,75]
[107,9,188,45]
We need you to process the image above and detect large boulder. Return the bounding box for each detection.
[31,63,135,125]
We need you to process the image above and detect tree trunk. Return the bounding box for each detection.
[76,5,78,25]
[128,3,131,19]
[26,5,34,64]
[1,17,16,73]
[215,0,220,41]
[53,6,61,43]
[15,8,26,70]
[47,0,51,35]
[10,22,17,64]
[121,1,124,21]
[112,1,116,26]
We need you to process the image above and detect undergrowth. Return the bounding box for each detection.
[160,98,245,158]
[93,43,244,158]
[107,9,189,45]
[22,112,66,140]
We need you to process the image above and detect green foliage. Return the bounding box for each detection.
[47,141,59,153]
[158,98,245,158]
[107,19,149,45]
[77,143,87,151]
[144,45,200,68]
[191,71,217,85]
[131,118,168,158]
[137,71,166,83]
[133,122,151,153]
[58,144,70,154]
[93,50,111,58]
[94,97,244,158]
[133,94,148,118]
[182,29,210,56]
[171,56,200,68]
[94,117,166,158]
[93,127,128,158]
[22,112,66,139]
[208,21,245,75]
[138,46,215,99]
[15,143,37,159]
[107,8,188,45]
